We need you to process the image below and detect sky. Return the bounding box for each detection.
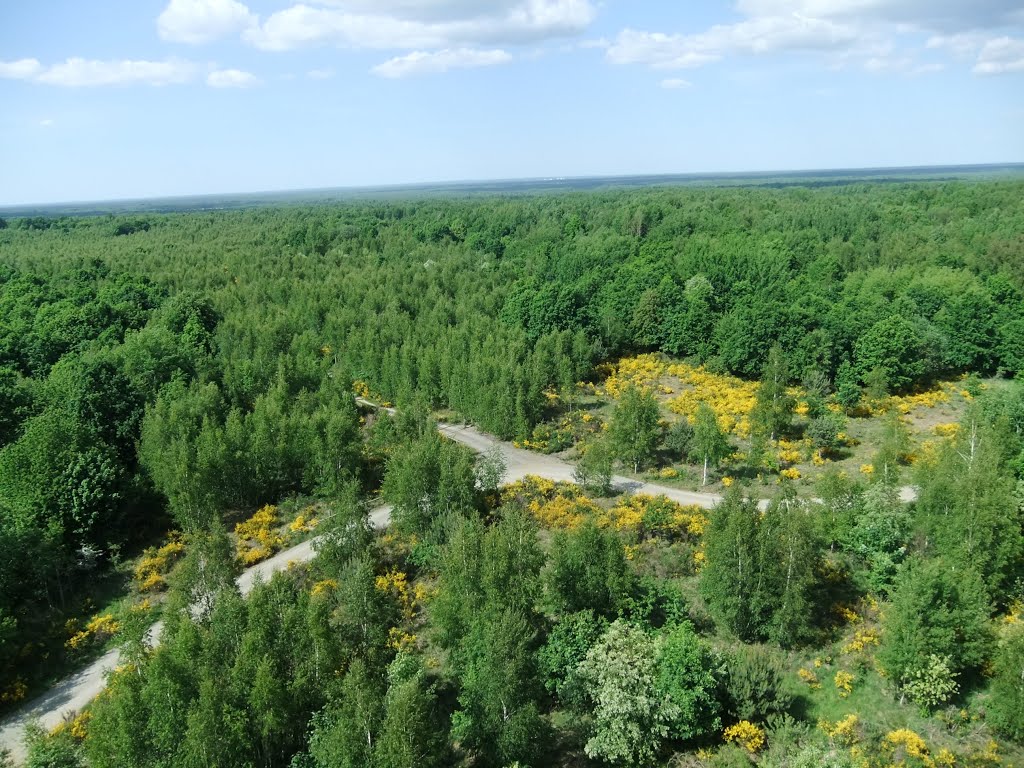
[1,0,1023,205]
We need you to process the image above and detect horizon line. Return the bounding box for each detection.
[3,160,1024,213]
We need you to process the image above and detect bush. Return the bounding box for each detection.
[902,654,958,712]
[990,622,1024,742]
[723,646,794,722]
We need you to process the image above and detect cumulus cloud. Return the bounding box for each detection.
[33,58,199,87]
[158,0,257,44]
[207,68,260,87]
[372,47,512,77]
[306,67,335,79]
[243,0,595,51]
[0,58,42,80]
[974,36,1024,73]
[607,0,1023,76]
[736,0,1024,34]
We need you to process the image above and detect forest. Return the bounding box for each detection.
[0,179,1022,767]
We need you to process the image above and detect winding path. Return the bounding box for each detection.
[0,410,915,761]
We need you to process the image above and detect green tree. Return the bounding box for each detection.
[576,620,678,766]
[879,557,992,690]
[989,622,1024,742]
[834,359,860,410]
[544,521,633,619]
[691,402,730,487]
[537,609,608,704]
[608,385,662,473]
[854,316,925,392]
[573,437,614,495]
[374,662,446,768]
[656,622,722,743]
[751,344,794,442]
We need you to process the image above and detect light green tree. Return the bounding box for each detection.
[691,402,730,486]
[608,385,662,473]
[576,620,678,766]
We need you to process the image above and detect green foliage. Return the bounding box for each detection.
[576,620,678,766]
[902,653,959,712]
[751,345,795,442]
[537,609,608,704]
[382,430,477,539]
[692,402,730,486]
[840,481,910,596]
[544,520,633,619]
[608,384,662,473]
[656,622,723,742]
[833,359,860,410]
[573,437,614,495]
[722,645,794,723]
[854,316,925,392]
[23,724,85,768]
[990,622,1024,742]
[664,419,693,461]
[700,489,823,647]
[879,557,993,687]
[915,413,1023,601]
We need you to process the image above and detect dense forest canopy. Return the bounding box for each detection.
[1,179,1023,767]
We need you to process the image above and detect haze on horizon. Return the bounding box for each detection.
[1,0,1023,206]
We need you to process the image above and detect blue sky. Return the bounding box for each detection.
[1,0,1022,205]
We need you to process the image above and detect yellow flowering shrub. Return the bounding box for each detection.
[597,494,708,540]
[0,679,27,704]
[819,714,860,746]
[859,464,875,475]
[882,729,930,764]
[289,508,319,533]
[721,476,734,487]
[842,628,881,655]
[66,613,121,651]
[599,355,779,440]
[798,667,821,689]
[133,531,186,593]
[834,670,855,697]
[933,423,960,437]
[538,495,600,529]
[311,579,338,597]
[375,569,415,619]
[723,720,766,754]
[387,627,417,652]
[235,505,284,565]
[780,467,802,480]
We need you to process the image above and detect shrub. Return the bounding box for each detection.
[723,646,793,722]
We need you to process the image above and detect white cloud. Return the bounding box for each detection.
[39,118,54,127]
[306,67,335,79]
[736,0,1023,33]
[243,0,595,51]
[607,0,1023,77]
[158,0,258,44]
[973,35,1024,73]
[0,58,42,80]
[34,58,199,87]
[606,30,720,69]
[207,68,259,87]
[372,47,512,77]
[607,15,858,71]
[660,77,692,89]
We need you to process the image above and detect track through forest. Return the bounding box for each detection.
[0,411,915,761]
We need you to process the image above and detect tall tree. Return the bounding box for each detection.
[691,402,730,486]
[750,344,794,442]
[608,384,662,473]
